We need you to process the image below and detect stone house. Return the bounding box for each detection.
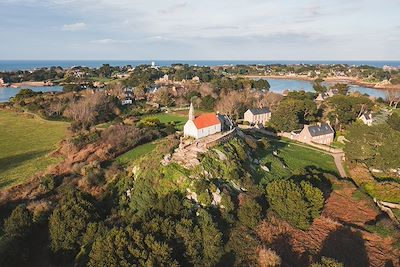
[243,108,271,125]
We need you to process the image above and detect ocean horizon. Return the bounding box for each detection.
[1,60,400,71]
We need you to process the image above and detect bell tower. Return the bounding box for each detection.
[188,102,195,121]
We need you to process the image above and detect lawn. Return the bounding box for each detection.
[257,138,338,183]
[116,142,157,165]
[144,113,188,130]
[0,110,69,189]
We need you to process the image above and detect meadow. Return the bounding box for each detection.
[0,110,68,189]
[144,113,188,130]
[116,142,157,165]
[257,138,338,184]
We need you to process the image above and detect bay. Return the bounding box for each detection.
[0,86,63,103]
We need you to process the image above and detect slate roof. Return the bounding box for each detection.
[308,123,334,137]
[361,113,373,120]
[248,108,271,115]
[193,114,221,129]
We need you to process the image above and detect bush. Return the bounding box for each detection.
[265,180,324,230]
[40,175,56,192]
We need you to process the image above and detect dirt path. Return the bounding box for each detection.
[332,152,347,178]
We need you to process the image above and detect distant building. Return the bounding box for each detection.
[291,123,334,145]
[315,89,339,102]
[184,103,222,139]
[121,88,133,105]
[244,108,271,125]
[359,112,374,126]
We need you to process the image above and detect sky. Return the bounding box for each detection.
[0,0,399,60]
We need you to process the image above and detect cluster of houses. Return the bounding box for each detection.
[183,104,336,146]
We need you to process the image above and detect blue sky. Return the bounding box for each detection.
[0,0,399,60]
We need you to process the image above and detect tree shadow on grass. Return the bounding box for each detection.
[291,165,337,200]
[319,226,369,267]
[0,150,48,174]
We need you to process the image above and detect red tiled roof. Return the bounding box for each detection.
[193,113,221,129]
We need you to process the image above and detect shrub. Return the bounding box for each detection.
[40,175,56,192]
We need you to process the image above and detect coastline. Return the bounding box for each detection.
[0,81,53,89]
[244,75,400,91]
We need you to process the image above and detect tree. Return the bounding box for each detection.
[13,88,39,101]
[313,82,327,93]
[215,89,255,120]
[49,189,98,258]
[330,83,349,95]
[0,205,34,267]
[326,95,373,129]
[270,98,319,132]
[344,123,400,170]
[226,226,260,266]
[386,88,400,108]
[265,180,324,230]
[153,87,174,106]
[3,205,33,238]
[252,79,270,91]
[88,227,178,267]
[311,257,344,267]
[237,197,262,229]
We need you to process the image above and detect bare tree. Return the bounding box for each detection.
[215,89,255,119]
[386,88,400,108]
[257,92,284,112]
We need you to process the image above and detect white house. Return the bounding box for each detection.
[243,108,271,125]
[184,103,222,139]
[359,113,374,126]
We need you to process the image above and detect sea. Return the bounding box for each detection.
[0,60,396,102]
[0,60,400,71]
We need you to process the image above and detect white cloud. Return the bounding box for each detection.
[62,22,87,31]
[90,38,129,44]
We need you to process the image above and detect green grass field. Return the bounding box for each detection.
[0,110,69,189]
[257,138,338,183]
[116,142,157,165]
[144,113,188,130]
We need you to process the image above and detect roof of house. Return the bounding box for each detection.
[247,108,271,115]
[307,123,334,137]
[217,114,234,127]
[193,113,221,129]
[361,113,373,120]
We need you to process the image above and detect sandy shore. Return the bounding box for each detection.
[0,81,54,88]
[245,75,400,90]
